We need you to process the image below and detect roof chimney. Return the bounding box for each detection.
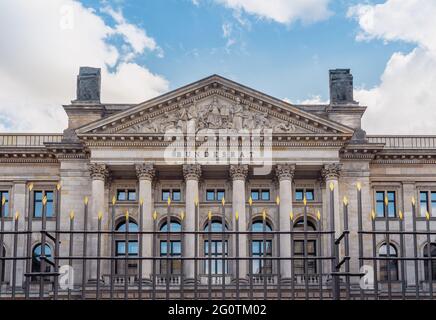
[75,67,101,103]
[329,69,357,105]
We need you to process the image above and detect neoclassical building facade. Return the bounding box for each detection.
[0,67,435,299]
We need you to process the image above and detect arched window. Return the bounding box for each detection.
[116,219,139,232]
[251,219,273,275]
[423,243,436,281]
[32,244,52,281]
[0,246,5,283]
[159,219,182,275]
[203,219,229,275]
[379,243,399,281]
[115,219,139,276]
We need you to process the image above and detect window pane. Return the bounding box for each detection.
[376,203,384,218]
[1,191,9,217]
[206,190,215,201]
[251,190,259,201]
[376,191,384,202]
[172,241,181,255]
[162,190,170,201]
[295,190,304,201]
[128,190,136,201]
[34,202,42,218]
[387,191,395,202]
[46,202,54,217]
[128,242,138,255]
[172,190,181,201]
[46,191,53,201]
[35,191,43,201]
[117,190,126,201]
[261,190,270,201]
[217,190,225,201]
[306,190,314,201]
[160,242,167,255]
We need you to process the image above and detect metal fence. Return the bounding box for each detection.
[0,184,435,300]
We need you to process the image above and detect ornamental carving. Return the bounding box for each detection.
[321,163,342,180]
[88,163,109,181]
[229,164,249,181]
[183,164,202,181]
[122,96,304,134]
[136,163,155,181]
[275,164,296,181]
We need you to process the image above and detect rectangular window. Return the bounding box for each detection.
[127,190,136,201]
[251,189,270,201]
[217,190,225,201]
[421,191,429,217]
[375,191,396,218]
[432,192,436,217]
[251,240,272,274]
[33,190,54,218]
[295,189,304,201]
[162,190,170,201]
[206,189,226,202]
[117,189,136,201]
[261,190,270,201]
[295,188,315,202]
[0,191,9,218]
[204,240,228,274]
[117,190,126,201]
[294,240,317,275]
[160,241,181,274]
[172,189,181,201]
[206,190,216,201]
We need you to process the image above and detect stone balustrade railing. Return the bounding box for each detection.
[368,135,436,149]
[0,134,63,147]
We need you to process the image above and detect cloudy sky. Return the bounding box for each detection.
[0,0,434,134]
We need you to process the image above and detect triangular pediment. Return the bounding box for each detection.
[76,75,354,136]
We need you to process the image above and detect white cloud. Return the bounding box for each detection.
[284,95,329,105]
[348,0,436,134]
[0,0,168,133]
[214,0,332,25]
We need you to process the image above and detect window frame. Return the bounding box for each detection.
[32,189,55,218]
[0,190,10,218]
[205,189,226,202]
[161,188,182,202]
[250,189,271,202]
[294,188,315,202]
[374,190,397,219]
[116,188,137,202]
[418,190,436,219]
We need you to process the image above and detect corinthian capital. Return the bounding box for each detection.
[275,164,295,181]
[136,163,155,181]
[321,163,342,180]
[229,164,249,181]
[88,163,109,181]
[183,164,202,181]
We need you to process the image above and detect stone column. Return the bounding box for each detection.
[183,164,201,283]
[230,164,248,282]
[321,163,342,238]
[88,163,108,281]
[136,163,155,282]
[275,164,295,280]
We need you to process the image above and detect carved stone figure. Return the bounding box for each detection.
[274,120,297,133]
[231,97,244,131]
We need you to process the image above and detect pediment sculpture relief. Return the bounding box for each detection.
[122,96,305,134]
